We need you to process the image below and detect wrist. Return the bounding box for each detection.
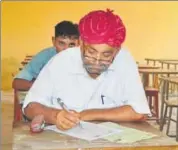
[80,110,87,121]
[80,109,103,121]
[80,110,93,121]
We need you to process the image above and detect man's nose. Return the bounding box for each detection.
[95,54,102,65]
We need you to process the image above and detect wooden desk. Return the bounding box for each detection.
[139,68,178,75]
[12,122,178,150]
[145,58,178,66]
[19,55,33,69]
[159,60,178,70]
[138,64,160,69]
[25,58,32,61]
[21,61,29,66]
[26,55,33,58]
[13,90,28,124]
[159,76,178,84]
[139,68,178,88]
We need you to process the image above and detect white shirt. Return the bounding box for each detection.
[23,47,151,115]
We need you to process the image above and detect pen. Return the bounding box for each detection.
[57,98,70,111]
[57,98,83,129]
[101,95,105,104]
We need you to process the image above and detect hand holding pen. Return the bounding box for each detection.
[56,98,82,130]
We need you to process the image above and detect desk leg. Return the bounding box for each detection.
[13,90,22,127]
[142,74,149,88]
[153,74,159,88]
[176,107,178,141]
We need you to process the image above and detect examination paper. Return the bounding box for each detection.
[44,121,122,141]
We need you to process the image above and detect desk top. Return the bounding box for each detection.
[159,60,178,65]
[12,122,178,150]
[138,64,160,69]
[26,55,33,58]
[145,58,178,62]
[139,68,178,74]
[21,61,29,65]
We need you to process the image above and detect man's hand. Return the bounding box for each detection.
[56,110,80,130]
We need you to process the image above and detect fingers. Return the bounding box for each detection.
[69,110,80,118]
[64,111,80,123]
[57,118,77,130]
[56,110,80,130]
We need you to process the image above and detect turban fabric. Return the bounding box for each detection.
[79,9,126,48]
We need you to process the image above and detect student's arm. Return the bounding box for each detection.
[12,78,34,91]
[12,51,49,91]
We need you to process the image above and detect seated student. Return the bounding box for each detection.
[23,9,150,130]
[12,21,79,91]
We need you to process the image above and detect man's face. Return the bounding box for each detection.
[81,41,119,77]
[52,36,79,52]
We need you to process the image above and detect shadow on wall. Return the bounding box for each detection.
[1,57,20,91]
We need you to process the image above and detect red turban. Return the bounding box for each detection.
[79,9,126,48]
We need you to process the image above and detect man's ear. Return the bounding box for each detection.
[79,37,83,45]
[80,39,84,54]
[115,46,121,54]
[52,36,55,45]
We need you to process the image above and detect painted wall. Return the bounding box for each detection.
[2,1,178,90]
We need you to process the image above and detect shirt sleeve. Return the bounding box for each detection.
[15,50,48,81]
[22,61,54,114]
[15,66,34,81]
[122,57,151,115]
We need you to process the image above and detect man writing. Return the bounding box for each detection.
[23,9,150,130]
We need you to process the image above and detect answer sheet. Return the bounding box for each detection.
[44,121,122,141]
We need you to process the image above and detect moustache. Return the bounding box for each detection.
[84,64,109,73]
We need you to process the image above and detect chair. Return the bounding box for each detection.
[13,90,22,126]
[13,90,28,126]
[159,78,178,142]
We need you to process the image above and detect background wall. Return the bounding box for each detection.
[2,1,178,90]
